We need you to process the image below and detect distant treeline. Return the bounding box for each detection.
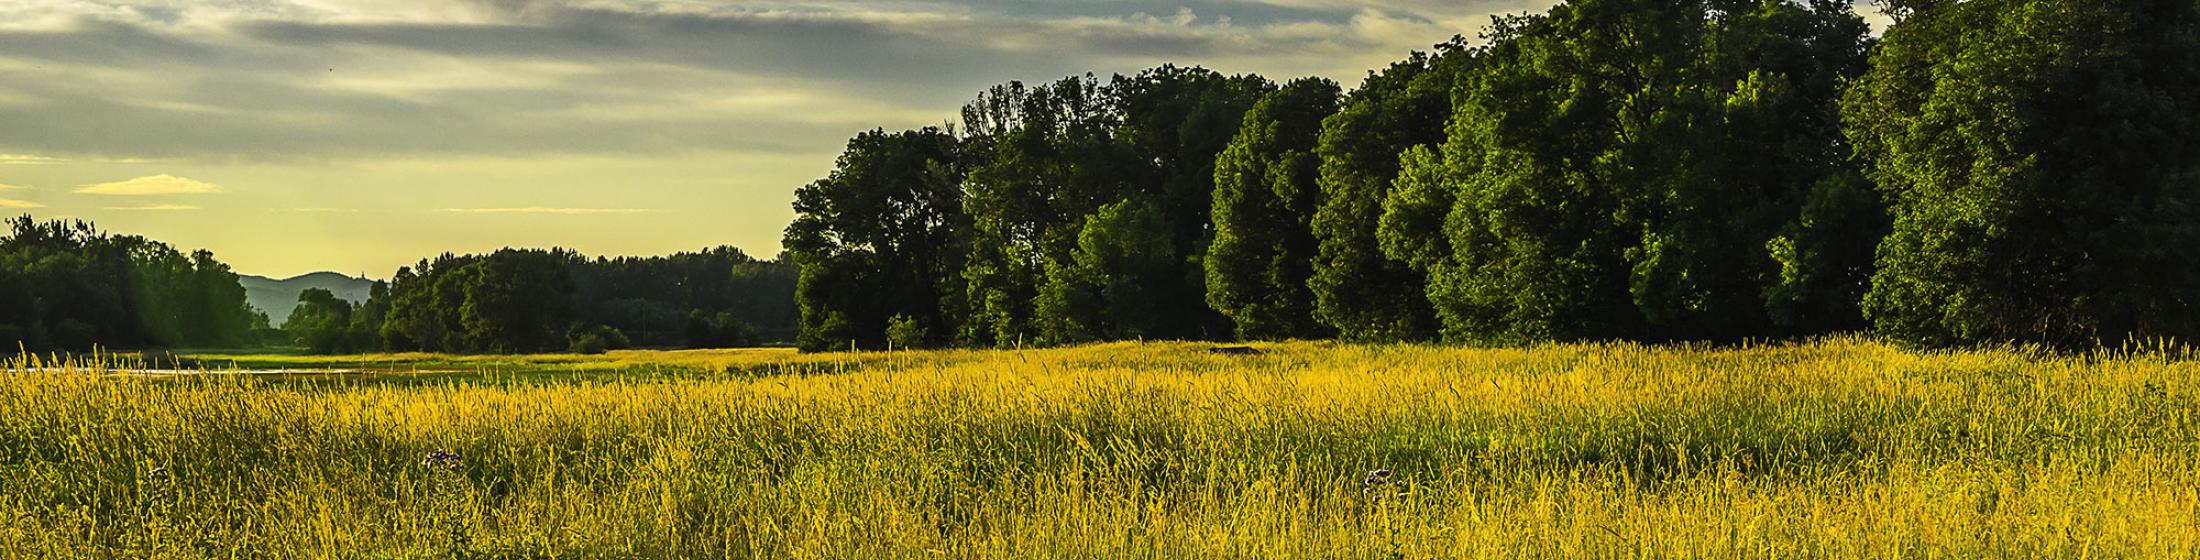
[0,216,259,351]
[283,248,798,354]
[0,215,798,354]
[788,0,2200,351]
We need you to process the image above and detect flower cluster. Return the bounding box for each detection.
[422,449,464,472]
[1363,468,1408,502]
[1363,469,1391,488]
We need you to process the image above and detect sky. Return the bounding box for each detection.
[0,0,1890,279]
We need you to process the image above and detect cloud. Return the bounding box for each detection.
[0,1,1543,163]
[0,153,58,164]
[290,207,356,212]
[0,181,41,207]
[437,207,656,215]
[75,174,224,195]
[102,203,199,211]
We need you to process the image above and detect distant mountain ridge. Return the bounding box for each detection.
[239,272,375,325]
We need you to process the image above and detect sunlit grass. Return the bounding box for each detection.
[1,338,2196,558]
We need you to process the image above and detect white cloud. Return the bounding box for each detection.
[0,197,42,208]
[102,203,200,210]
[0,154,59,165]
[0,182,27,190]
[437,207,656,215]
[75,174,224,195]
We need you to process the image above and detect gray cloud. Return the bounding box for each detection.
[0,1,1545,163]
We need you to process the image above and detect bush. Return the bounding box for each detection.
[885,315,926,350]
[567,324,629,355]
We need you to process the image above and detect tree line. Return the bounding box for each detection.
[282,247,799,354]
[788,0,2200,351]
[1,215,799,354]
[0,216,258,352]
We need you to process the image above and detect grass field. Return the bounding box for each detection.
[2,339,2197,558]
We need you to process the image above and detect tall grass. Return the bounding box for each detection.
[1,338,2195,558]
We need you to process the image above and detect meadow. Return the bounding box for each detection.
[1,339,2196,558]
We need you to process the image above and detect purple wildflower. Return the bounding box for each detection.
[422,449,464,472]
[1363,469,1391,487]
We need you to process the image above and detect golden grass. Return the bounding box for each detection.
[1,338,2195,558]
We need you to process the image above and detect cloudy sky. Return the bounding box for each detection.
[0,0,1887,278]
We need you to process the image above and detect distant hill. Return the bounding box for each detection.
[239,272,375,325]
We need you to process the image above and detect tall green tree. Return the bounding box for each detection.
[1394,0,1873,343]
[183,250,256,347]
[785,128,968,352]
[1096,66,1273,342]
[283,288,356,354]
[1308,41,1473,342]
[1847,0,2200,346]
[1207,77,1342,340]
[456,249,578,354]
[957,67,1271,347]
[378,249,582,354]
[959,77,1127,347]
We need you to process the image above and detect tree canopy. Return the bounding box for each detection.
[785,128,968,352]
[379,247,797,354]
[791,0,2200,351]
[1847,0,2200,347]
[0,216,256,352]
[1208,77,1342,341]
[1394,0,1876,343]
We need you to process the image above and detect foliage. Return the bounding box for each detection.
[1393,0,1875,343]
[377,247,795,355]
[282,288,367,354]
[957,67,1273,347]
[566,324,630,355]
[884,314,926,350]
[684,310,750,349]
[1206,77,1342,341]
[1308,40,1473,343]
[1846,0,2200,347]
[0,216,256,351]
[957,76,1124,347]
[785,128,968,352]
[577,248,798,347]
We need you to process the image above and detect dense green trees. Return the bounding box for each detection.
[0,214,795,354]
[1396,0,1875,343]
[1847,0,2200,347]
[0,216,256,351]
[283,288,365,354]
[1308,42,1473,343]
[957,77,1113,347]
[378,247,798,354]
[378,250,572,353]
[785,128,968,352]
[794,0,2200,351]
[1207,78,1341,340]
[946,67,1275,348]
